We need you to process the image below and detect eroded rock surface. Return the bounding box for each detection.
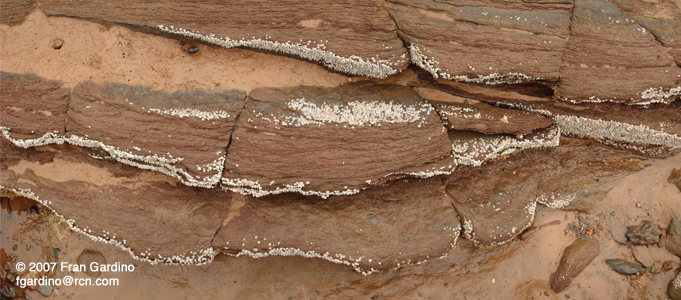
[65,81,245,187]
[222,83,451,197]
[36,0,409,78]
[0,72,70,139]
[550,238,600,293]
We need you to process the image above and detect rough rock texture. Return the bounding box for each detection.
[557,0,681,104]
[606,259,647,275]
[432,101,553,135]
[35,0,409,78]
[0,0,36,26]
[550,238,600,293]
[0,139,231,263]
[626,220,662,245]
[213,177,461,272]
[386,0,571,83]
[444,137,649,245]
[611,0,681,66]
[667,216,681,257]
[65,81,245,187]
[222,83,451,197]
[0,72,70,139]
[534,138,649,211]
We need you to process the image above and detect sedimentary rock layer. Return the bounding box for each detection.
[222,83,452,197]
[387,0,571,84]
[0,139,230,264]
[0,72,70,139]
[33,0,408,78]
[65,81,245,187]
[445,137,649,245]
[214,178,461,273]
[556,0,681,104]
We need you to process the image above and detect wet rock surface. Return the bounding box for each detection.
[550,238,600,293]
[626,220,662,245]
[606,259,647,275]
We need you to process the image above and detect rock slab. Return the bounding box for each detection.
[550,238,600,293]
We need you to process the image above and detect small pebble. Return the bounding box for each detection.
[50,38,64,49]
[187,46,199,54]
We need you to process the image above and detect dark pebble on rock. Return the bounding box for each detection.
[605,259,646,275]
[626,220,661,245]
[50,38,64,50]
[187,46,199,54]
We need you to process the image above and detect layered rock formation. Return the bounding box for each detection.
[1,0,681,277]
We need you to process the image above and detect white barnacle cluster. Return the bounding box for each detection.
[536,192,577,209]
[147,107,231,121]
[276,98,432,128]
[564,86,681,106]
[222,179,360,199]
[436,104,481,127]
[156,25,401,78]
[408,44,542,84]
[196,157,225,173]
[554,115,681,148]
[1,128,224,188]
[674,272,681,289]
[451,126,560,166]
[232,247,376,275]
[0,186,217,266]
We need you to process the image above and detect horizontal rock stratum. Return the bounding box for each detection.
[1,1,681,275]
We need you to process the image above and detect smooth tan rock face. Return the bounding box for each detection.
[1,0,681,278]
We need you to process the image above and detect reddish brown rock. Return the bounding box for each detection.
[0,139,231,263]
[550,238,600,293]
[387,0,571,83]
[36,0,408,78]
[222,83,451,197]
[557,0,681,104]
[432,101,553,135]
[213,177,461,273]
[611,0,681,66]
[444,137,650,245]
[0,72,70,139]
[535,138,649,211]
[627,220,662,245]
[66,81,245,188]
[0,0,36,26]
